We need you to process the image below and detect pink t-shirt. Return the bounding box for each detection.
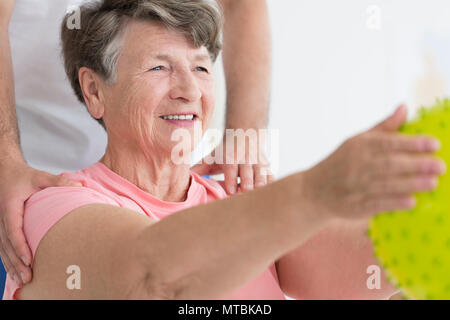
[3,162,285,300]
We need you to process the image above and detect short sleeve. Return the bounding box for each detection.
[23,186,119,260]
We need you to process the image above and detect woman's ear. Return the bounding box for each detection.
[78,67,105,120]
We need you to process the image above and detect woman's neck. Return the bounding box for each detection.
[100,145,192,203]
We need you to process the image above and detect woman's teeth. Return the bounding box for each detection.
[161,114,195,120]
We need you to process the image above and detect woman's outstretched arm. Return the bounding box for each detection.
[19,107,445,299]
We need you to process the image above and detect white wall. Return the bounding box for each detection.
[266,0,450,178]
[193,0,450,179]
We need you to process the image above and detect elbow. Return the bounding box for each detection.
[141,275,201,300]
[136,258,197,300]
[146,283,179,300]
[133,271,179,300]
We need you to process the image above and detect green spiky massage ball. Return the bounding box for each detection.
[368,99,450,300]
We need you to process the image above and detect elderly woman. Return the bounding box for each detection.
[2,0,445,300]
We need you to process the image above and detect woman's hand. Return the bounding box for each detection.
[191,132,275,194]
[0,159,81,286]
[302,105,446,221]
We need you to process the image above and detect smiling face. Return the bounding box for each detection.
[95,19,216,157]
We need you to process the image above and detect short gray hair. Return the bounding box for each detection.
[61,0,223,129]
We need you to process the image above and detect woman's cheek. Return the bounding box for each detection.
[122,92,152,144]
[202,91,215,131]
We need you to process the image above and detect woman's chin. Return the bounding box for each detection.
[157,140,195,165]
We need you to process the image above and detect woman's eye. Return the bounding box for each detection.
[150,66,164,71]
[195,66,209,73]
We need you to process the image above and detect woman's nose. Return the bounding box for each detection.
[169,71,202,102]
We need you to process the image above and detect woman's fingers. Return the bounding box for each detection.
[363,194,417,216]
[368,174,438,195]
[369,154,446,178]
[366,132,441,154]
[369,105,408,133]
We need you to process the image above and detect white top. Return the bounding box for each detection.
[9,0,107,174]
[8,0,226,175]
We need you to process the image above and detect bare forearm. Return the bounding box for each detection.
[221,0,272,130]
[137,172,329,299]
[277,219,398,299]
[0,23,22,164]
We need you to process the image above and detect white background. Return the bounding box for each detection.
[202,0,450,179]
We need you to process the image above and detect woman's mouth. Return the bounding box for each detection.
[159,114,199,127]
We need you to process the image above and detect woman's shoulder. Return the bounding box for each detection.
[26,165,110,204]
[23,167,123,261]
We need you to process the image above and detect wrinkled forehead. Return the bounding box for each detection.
[119,19,211,67]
